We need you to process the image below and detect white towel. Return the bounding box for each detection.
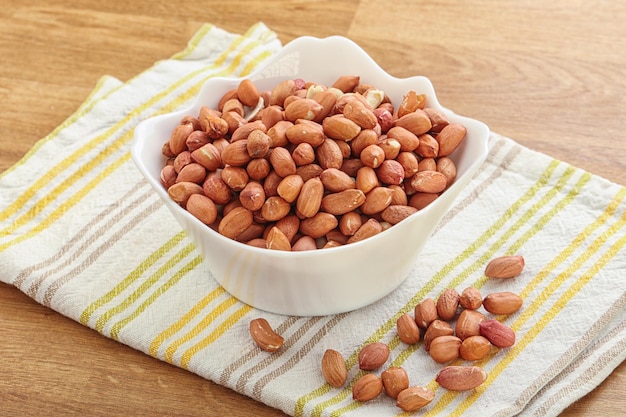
[1,22,624,417]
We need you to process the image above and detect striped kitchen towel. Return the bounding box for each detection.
[1,22,624,417]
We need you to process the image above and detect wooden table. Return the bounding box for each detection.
[1,1,624,415]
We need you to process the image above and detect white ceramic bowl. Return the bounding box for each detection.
[131,36,489,316]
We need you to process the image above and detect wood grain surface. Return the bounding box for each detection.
[0,1,624,416]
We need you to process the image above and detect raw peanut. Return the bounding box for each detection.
[221,140,252,167]
[388,185,408,206]
[232,120,267,142]
[358,342,390,370]
[246,238,266,248]
[246,158,271,181]
[394,109,432,136]
[286,119,326,147]
[409,192,439,210]
[168,181,203,206]
[261,196,292,222]
[343,99,377,129]
[326,229,349,245]
[361,186,394,215]
[374,107,394,133]
[339,211,362,236]
[223,199,243,217]
[429,335,462,363]
[221,166,249,192]
[316,138,343,170]
[265,227,292,251]
[262,170,282,197]
[355,166,380,194]
[239,181,266,211]
[351,129,379,157]
[423,107,449,133]
[436,366,488,391]
[198,105,220,127]
[323,114,361,141]
[332,75,360,93]
[484,255,525,278]
[201,114,229,140]
[455,309,486,340]
[311,89,337,122]
[186,194,218,225]
[203,175,232,205]
[396,151,419,178]
[277,174,304,203]
[299,212,338,239]
[217,87,237,113]
[387,126,420,152]
[352,374,383,402]
[275,214,300,242]
[176,163,206,184]
[237,79,260,107]
[396,313,421,344]
[222,98,244,116]
[423,319,454,351]
[320,168,356,192]
[296,163,324,182]
[411,171,448,194]
[321,189,366,215]
[483,292,523,315]
[414,298,438,329]
[479,319,516,348]
[260,104,284,129]
[436,123,467,156]
[381,367,409,399]
[396,386,435,412]
[460,335,492,361]
[459,287,483,310]
[246,129,271,158]
[437,288,460,321]
[284,98,324,122]
[323,240,344,249]
[362,88,385,109]
[415,133,439,158]
[168,122,194,155]
[397,91,427,117]
[292,235,317,251]
[180,115,201,131]
[173,151,192,173]
[162,141,175,158]
[296,177,324,218]
[321,349,347,388]
[292,142,316,166]
[336,139,352,159]
[376,159,405,185]
[222,111,246,135]
[186,130,210,151]
[249,318,284,352]
[360,144,385,169]
[191,143,222,171]
[235,222,264,243]
[436,156,457,187]
[377,137,401,160]
[218,207,253,239]
[347,218,383,243]
[381,205,418,225]
[418,157,437,173]
[269,147,297,178]
[340,158,365,177]
[269,79,296,106]
[160,165,177,189]
[267,120,293,148]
